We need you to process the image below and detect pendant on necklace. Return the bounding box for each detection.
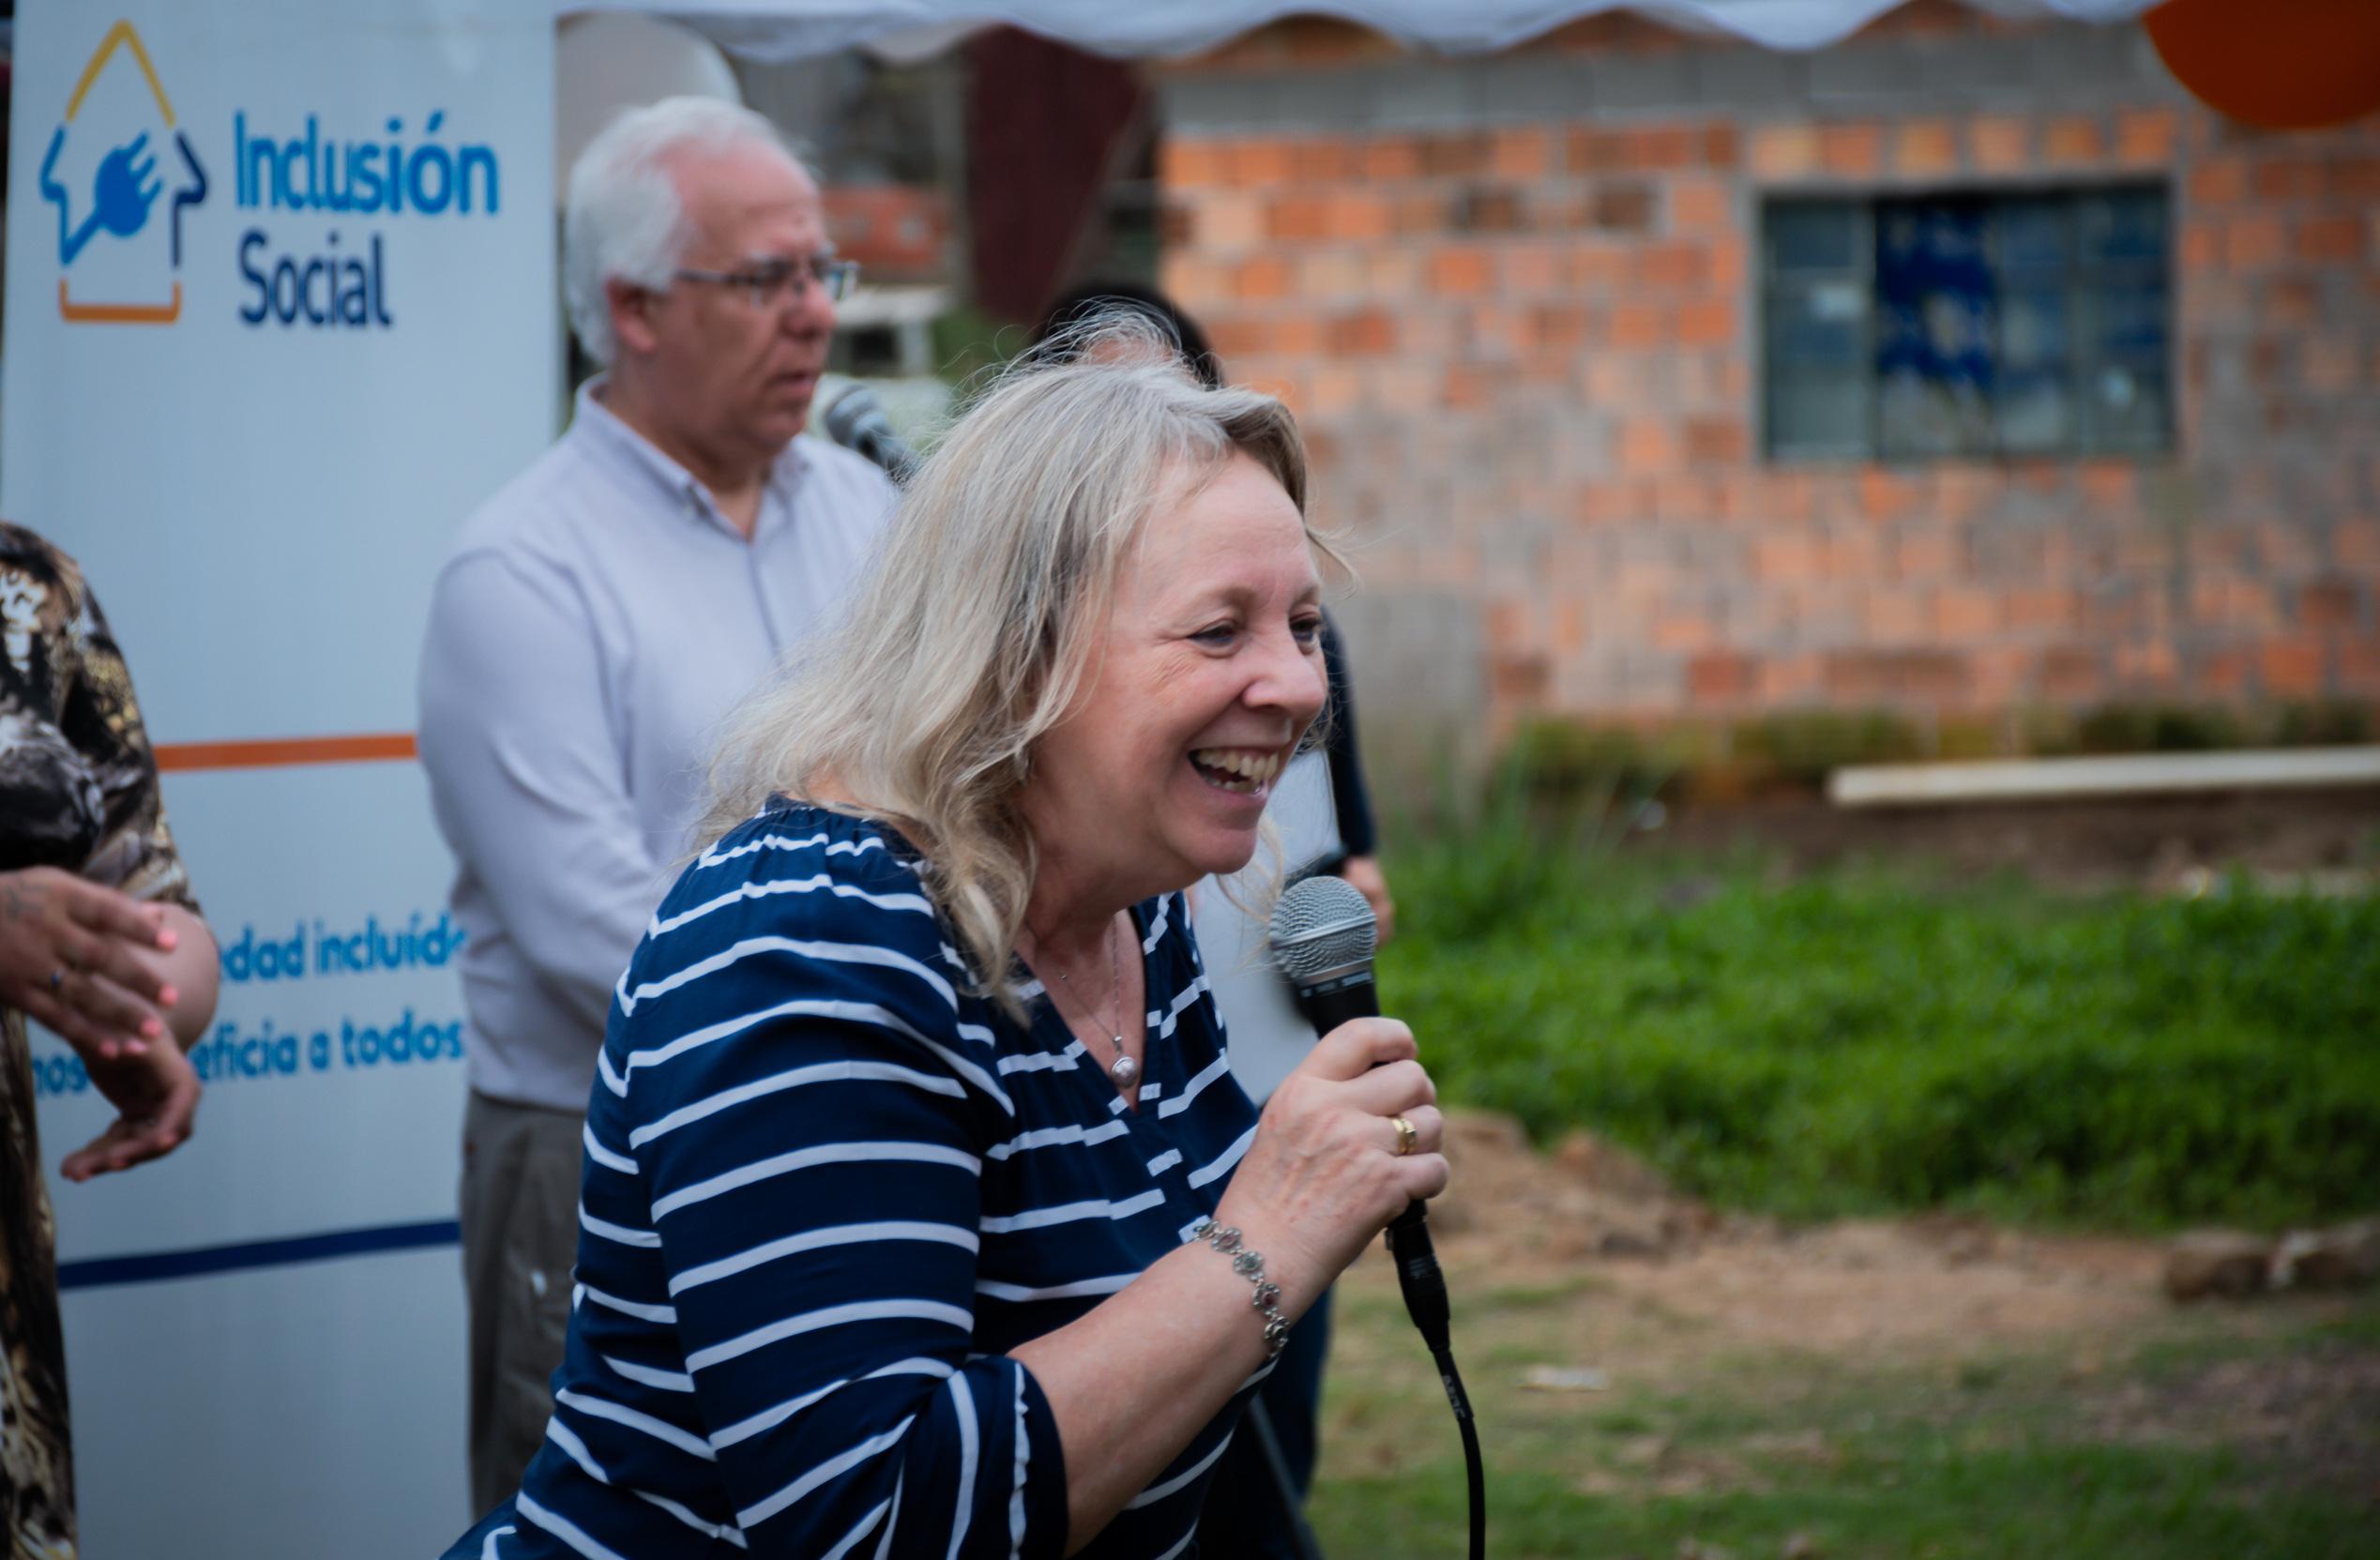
[1108,1043,1139,1087]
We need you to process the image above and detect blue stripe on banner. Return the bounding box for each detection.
[56,1219,462,1291]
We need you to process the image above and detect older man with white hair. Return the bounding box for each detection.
[417,96,897,1512]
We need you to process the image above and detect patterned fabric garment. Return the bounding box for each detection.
[447,804,1272,1560]
[0,523,199,1560]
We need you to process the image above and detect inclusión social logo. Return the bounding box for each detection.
[39,21,207,325]
[40,19,504,333]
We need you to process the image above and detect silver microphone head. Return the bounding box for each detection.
[1267,874,1378,984]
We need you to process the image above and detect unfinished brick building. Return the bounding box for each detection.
[1145,4,2380,768]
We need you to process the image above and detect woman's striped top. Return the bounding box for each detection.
[443,803,1270,1560]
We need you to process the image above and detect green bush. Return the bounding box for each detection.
[1381,819,2380,1229]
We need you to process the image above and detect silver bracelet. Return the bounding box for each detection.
[1188,1219,1290,1357]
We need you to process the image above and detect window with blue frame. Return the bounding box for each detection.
[1762,187,2171,460]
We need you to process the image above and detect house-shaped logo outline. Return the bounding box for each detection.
[42,21,209,326]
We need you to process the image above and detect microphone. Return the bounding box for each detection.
[822,383,917,481]
[1266,876,1449,1353]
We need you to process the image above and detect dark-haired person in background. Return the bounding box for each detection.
[1,522,221,1560]
[1033,282,1397,1554]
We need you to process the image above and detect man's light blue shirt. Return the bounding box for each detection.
[418,379,898,1111]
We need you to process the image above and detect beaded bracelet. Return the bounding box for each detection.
[1188,1219,1291,1357]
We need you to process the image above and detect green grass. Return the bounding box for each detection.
[1379,803,2380,1230]
[1309,1293,2380,1560]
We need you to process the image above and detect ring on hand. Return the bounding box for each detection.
[1390,1114,1417,1157]
[48,967,66,993]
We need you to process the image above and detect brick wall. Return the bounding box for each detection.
[1150,6,2380,765]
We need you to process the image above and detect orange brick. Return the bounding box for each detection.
[1288,138,1357,182]
[2042,115,2105,166]
[2077,461,2135,513]
[1618,417,1675,475]
[1753,531,1822,583]
[1684,417,1750,463]
[1489,126,1553,180]
[1266,314,1326,356]
[1866,587,1928,642]
[2298,214,2367,262]
[1468,304,1530,359]
[1534,303,1594,350]
[1569,239,1632,292]
[1751,124,1821,179]
[1392,192,1449,235]
[2179,221,2220,271]
[1204,314,1270,360]
[2223,214,2287,270]
[1363,250,1421,298]
[1160,254,1232,309]
[2333,157,2380,202]
[1228,138,1296,185]
[1296,250,1365,301]
[1234,254,1293,301]
[1195,193,1265,248]
[1419,132,1487,176]
[1323,192,1394,242]
[1970,115,2029,173]
[1443,365,1498,410]
[2188,158,2249,206]
[1326,309,1394,356]
[2252,158,2325,202]
[1567,126,1631,173]
[1669,177,1732,233]
[1676,297,1736,347]
[2115,109,2177,165]
[1636,240,1709,290]
[1892,120,1960,177]
[1609,301,1669,350]
[1934,587,2000,640]
[1266,196,1330,242]
[2007,589,2079,631]
[1501,241,1566,295]
[2262,638,2325,695]
[1708,235,1748,290]
[1626,125,1699,170]
[1582,356,1635,405]
[1820,123,1883,176]
[1158,139,1230,189]
[1357,136,1423,180]
[1702,124,1742,169]
[1689,651,1756,701]
[1426,245,1494,295]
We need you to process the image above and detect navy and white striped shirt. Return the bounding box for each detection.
[444,804,1268,1560]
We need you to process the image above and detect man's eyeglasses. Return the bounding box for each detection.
[674,254,859,310]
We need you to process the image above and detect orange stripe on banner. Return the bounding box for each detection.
[154,734,418,772]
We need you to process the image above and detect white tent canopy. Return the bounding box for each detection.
[563,0,2165,63]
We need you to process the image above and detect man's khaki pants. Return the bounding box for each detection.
[460,1091,584,1518]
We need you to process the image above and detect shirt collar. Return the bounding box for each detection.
[570,375,811,539]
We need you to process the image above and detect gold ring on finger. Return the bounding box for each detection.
[1391,1114,1418,1157]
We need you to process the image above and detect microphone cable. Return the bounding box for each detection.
[1387,1204,1484,1560]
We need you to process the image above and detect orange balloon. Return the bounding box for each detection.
[2145,0,2380,130]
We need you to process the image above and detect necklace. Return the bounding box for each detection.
[1039,916,1137,1088]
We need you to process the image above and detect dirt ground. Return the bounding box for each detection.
[1638,786,2380,893]
[1334,1109,2380,1508]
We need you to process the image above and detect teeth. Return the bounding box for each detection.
[1192,749,1282,788]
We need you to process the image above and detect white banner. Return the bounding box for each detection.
[4,2,554,1553]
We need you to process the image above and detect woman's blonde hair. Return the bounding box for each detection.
[702,320,1327,1008]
